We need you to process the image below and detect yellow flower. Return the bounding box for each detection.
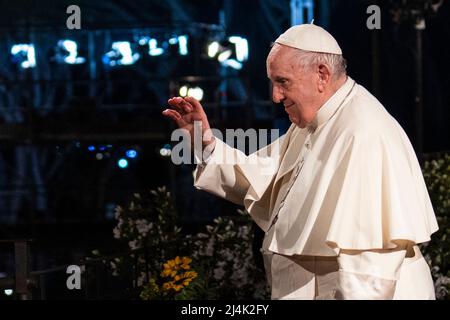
[181,257,192,270]
[161,256,194,279]
[161,268,176,278]
[173,284,183,292]
[183,271,198,280]
[162,281,175,291]
[158,256,197,296]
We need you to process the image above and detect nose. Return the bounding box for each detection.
[272,85,285,104]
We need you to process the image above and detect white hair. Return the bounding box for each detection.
[294,49,347,81]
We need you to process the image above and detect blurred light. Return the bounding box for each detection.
[187,87,204,101]
[148,39,164,56]
[88,145,96,152]
[96,153,104,160]
[228,36,249,62]
[168,35,188,55]
[160,144,171,157]
[103,41,139,66]
[138,37,150,45]
[55,40,85,64]
[126,149,138,159]
[11,44,36,68]
[221,59,243,70]
[208,41,220,58]
[179,85,203,101]
[217,50,232,62]
[98,145,106,151]
[118,159,129,169]
[208,36,248,70]
[179,85,188,97]
[4,289,13,296]
[159,148,171,157]
[177,35,188,55]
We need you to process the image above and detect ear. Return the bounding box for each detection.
[317,64,332,92]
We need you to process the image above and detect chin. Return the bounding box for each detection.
[290,118,306,128]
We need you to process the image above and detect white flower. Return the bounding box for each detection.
[136,219,153,235]
[222,248,234,261]
[128,240,138,250]
[197,233,208,239]
[213,267,225,280]
[230,267,247,288]
[136,271,149,287]
[205,238,215,256]
[113,227,121,239]
[114,206,124,219]
[237,226,250,240]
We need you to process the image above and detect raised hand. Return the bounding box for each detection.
[162,96,214,147]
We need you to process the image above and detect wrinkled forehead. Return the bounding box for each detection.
[267,44,298,64]
[266,44,298,74]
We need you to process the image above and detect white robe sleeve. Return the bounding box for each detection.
[194,135,284,205]
[335,242,408,299]
[193,131,288,230]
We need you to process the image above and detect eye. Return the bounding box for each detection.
[277,79,289,87]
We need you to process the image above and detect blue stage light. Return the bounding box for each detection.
[118,159,129,169]
[54,40,85,64]
[11,44,36,68]
[126,149,138,159]
[103,41,140,66]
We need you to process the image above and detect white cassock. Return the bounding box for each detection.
[193,77,439,299]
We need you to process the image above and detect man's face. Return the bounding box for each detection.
[266,44,320,128]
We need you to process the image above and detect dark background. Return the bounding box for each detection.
[0,0,448,292]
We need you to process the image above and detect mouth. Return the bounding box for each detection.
[284,103,295,109]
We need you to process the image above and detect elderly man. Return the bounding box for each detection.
[162,24,438,299]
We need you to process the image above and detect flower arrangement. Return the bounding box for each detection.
[140,256,200,300]
[188,211,269,299]
[108,186,268,300]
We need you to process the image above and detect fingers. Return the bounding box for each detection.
[167,97,184,114]
[168,97,193,114]
[184,96,203,112]
[162,109,184,127]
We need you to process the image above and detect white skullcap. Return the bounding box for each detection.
[275,24,342,55]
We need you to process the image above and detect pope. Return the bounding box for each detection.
[162,24,438,300]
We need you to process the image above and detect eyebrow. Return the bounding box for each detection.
[273,76,288,82]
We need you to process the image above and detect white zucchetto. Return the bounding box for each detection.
[275,24,342,55]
